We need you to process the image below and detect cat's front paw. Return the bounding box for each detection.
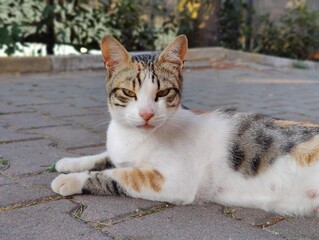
[55,157,88,173]
[51,172,89,196]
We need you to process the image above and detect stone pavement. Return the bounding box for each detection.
[0,61,319,240]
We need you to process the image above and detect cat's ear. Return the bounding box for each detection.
[101,35,131,74]
[158,35,188,68]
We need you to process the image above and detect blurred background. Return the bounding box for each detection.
[0,0,318,61]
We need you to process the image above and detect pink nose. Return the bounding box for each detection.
[139,111,154,122]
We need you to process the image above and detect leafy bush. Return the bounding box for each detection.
[0,0,173,55]
[106,0,166,51]
[219,0,243,50]
[253,3,319,60]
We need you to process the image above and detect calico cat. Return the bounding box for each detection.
[51,35,319,216]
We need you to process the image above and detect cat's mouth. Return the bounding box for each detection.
[137,123,155,130]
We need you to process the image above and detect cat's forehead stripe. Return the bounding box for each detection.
[132,54,157,64]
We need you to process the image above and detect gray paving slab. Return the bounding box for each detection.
[62,96,104,108]
[22,125,105,149]
[0,122,40,143]
[0,111,70,130]
[32,103,89,117]
[0,101,33,114]
[182,68,319,123]
[227,206,277,226]
[59,113,110,133]
[85,105,110,115]
[0,174,55,207]
[267,217,319,239]
[19,171,59,187]
[3,94,54,106]
[0,200,112,240]
[69,145,106,155]
[73,195,163,222]
[106,204,282,240]
[1,139,72,177]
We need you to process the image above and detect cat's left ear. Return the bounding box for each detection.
[100,35,131,75]
[158,35,188,69]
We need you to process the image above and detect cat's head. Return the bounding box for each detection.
[101,35,188,132]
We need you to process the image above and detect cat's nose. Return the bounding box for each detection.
[139,111,154,122]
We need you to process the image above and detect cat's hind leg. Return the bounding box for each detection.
[55,152,114,173]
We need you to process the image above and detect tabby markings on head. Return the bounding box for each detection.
[101,35,187,111]
[106,54,183,109]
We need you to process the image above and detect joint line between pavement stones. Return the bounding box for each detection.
[69,200,173,230]
[0,195,69,213]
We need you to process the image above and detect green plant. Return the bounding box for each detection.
[54,1,111,52]
[0,0,175,55]
[292,61,309,69]
[219,0,243,49]
[253,2,319,60]
[0,156,9,165]
[107,0,161,51]
[177,0,219,47]
[46,163,56,173]
[219,0,255,51]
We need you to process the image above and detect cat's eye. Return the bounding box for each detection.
[156,89,171,98]
[122,88,136,98]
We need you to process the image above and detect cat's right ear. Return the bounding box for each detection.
[101,36,131,75]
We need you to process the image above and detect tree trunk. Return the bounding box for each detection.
[46,0,55,55]
[195,0,221,47]
[244,0,253,50]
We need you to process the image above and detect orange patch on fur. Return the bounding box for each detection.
[116,168,164,192]
[190,109,210,115]
[275,120,319,128]
[291,135,319,166]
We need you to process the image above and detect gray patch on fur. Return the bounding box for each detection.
[225,112,319,176]
[82,172,127,196]
[91,157,115,171]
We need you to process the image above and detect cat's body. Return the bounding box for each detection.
[52,35,319,217]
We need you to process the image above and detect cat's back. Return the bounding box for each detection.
[220,109,319,176]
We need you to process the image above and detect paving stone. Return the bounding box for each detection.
[85,106,109,115]
[0,122,40,143]
[0,101,32,114]
[0,175,11,185]
[23,125,105,149]
[0,200,111,240]
[0,173,56,207]
[19,171,59,187]
[0,139,72,177]
[267,217,319,239]
[3,95,53,106]
[62,96,104,108]
[59,113,110,133]
[0,112,69,130]
[32,103,89,117]
[106,204,281,240]
[229,207,278,226]
[69,145,106,156]
[73,195,163,222]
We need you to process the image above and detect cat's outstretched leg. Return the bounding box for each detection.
[55,152,114,173]
[51,167,194,204]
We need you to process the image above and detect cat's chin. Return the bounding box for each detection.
[137,124,155,130]
[134,123,164,133]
